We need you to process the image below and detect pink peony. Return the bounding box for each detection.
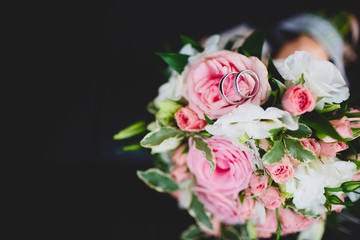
[259,187,282,210]
[256,210,278,238]
[323,116,353,142]
[279,207,314,235]
[174,106,207,132]
[301,138,321,158]
[186,136,254,198]
[249,173,269,196]
[172,144,188,165]
[194,186,244,225]
[281,84,316,116]
[264,156,295,184]
[183,50,270,120]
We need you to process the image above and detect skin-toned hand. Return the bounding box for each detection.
[275,34,329,61]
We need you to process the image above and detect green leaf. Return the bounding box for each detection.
[238,132,250,144]
[120,143,142,152]
[140,127,184,147]
[317,103,341,113]
[267,55,285,83]
[246,220,258,240]
[345,112,360,118]
[239,29,266,59]
[192,136,216,174]
[189,194,213,231]
[204,113,215,124]
[268,127,285,142]
[113,121,147,140]
[273,79,287,96]
[296,74,305,85]
[155,52,189,74]
[180,35,204,52]
[275,208,282,240]
[262,140,286,164]
[300,111,346,143]
[137,168,179,192]
[222,227,242,240]
[283,137,316,162]
[326,194,345,205]
[181,225,206,240]
[341,181,360,193]
[285,123,312,139]
[155,100,183,126]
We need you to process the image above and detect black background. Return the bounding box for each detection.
[30,1,360,239]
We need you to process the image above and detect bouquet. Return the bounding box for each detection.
[114,19,360,239]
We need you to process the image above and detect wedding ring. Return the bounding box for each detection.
[219,70,260,105]
[219,72,245,105]
[234,70,260,99]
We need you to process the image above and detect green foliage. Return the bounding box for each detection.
[155,100,183,126]
[137,168,179,193]
[140,127,184,147]
[189,194,213,231]
[203,113,215,124]
[113,121,147,140]
[155,52,190,74]
[300,111,346,142]
[262,140,286,164]
[192,136,216,174]
[239,29,266,59]
[283,138,316,162]
[181,35,204,52]
[285,124,312,139]
[181,225,206,240]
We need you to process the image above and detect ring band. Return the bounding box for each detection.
[219,70,260,105]
[234,70,260,99]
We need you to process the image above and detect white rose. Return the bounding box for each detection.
[285,158,357,215]
[277,51,349,109]
[205,103,298,143]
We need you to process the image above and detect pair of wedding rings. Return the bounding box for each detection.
[219,70,260,105]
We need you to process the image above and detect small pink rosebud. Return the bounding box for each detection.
[259,187,282,210]
[281,84,316,116]
[174,106,207,132]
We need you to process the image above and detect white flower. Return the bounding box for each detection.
[205,103,298,143]
[285,158,357,215]
[154,71,185,104]
[277,51,349,109]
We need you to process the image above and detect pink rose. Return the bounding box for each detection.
[264,156,295,184]
[319,141,348,159]
[238,197,256,220]
[281,84,316,116]
[174,106,207,132]
[279,207,314,235]
[183,50,270,119]
[256,210,278,238]
[171,165,191,182]
[259,187,282,210]
[186,136,254,198]
[249,173,269,196]
[323,116,353,142]
[301,138,321,158]
[172,144,187,165]
[194,186,244,225]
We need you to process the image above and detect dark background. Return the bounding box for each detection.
[32,2,360,239]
